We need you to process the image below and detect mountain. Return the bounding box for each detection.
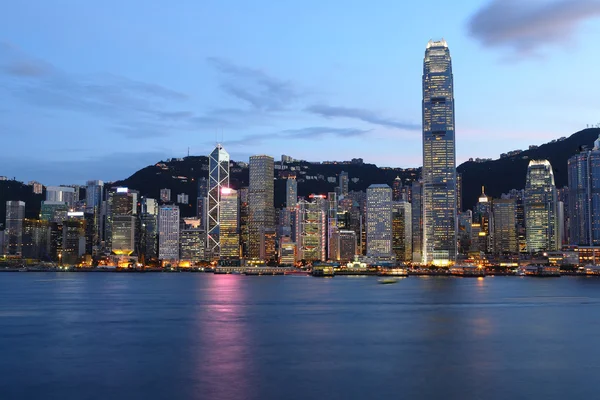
[3,128,599,220]
[458,128,600,210]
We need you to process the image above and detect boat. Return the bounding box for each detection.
[378,278,399,284]
[378,268,408,277]
[450,265,486,277]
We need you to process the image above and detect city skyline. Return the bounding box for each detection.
[1,1,600,184]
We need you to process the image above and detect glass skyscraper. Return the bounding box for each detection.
[366,184,392,258]
[525,160,558,252]
[219,188,239,258]
[421,39,457,265]
[248,155,275,259]
[207,144,230,258]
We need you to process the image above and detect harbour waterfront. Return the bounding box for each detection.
[2,275,600,400]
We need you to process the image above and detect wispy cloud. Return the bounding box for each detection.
[207,57,298,111]
[306,104,420,130]
[222,126,371,147]
[467,0,600,57]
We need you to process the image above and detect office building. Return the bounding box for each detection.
[286,176,298,209]
[46,186,76,207]
[140,198,159,260]
[492,199,518,254]
[295,196,327,262]
[392,200,412,261]
[22,219,51,260]
[525,160,558,252]
[196,177,208,229]
[392,176,402,201]
[248,155,275,259]
[107,188,137,255]
[366,184,392,258]
[338,230,357,262]
[421,39,457,265]
[62,219,86,265]
[158,205,180,261]
[339,171,349,197]
[177,193,189,204]
[207,144,230,257]
[40,201,69,223]
[239,187,249,258]
[5,201,25,256]
[279,236,296,265]
[219,188,239,258]
[180,228,206,262]
[411,180,423,263]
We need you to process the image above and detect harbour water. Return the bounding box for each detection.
[1,274,600,400]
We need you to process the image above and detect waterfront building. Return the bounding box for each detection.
[339,171,349,197]
[411,180,423,263]
[140,198,159,260]
[5,200,25,256]
[180,228,206,263]
[106,188,138,255]
[46,186,76,207]
[567,135,600,246]
[62,219,85,265]
[219,188,239,258]
[525,160,559,252]
[279,235,296,265]
[366,184,392,258]
[338,230,357,262]
[295,196,327,262]
[286,176,298,209]
[158,205,180,262]
[22,219,50,260]
[207,144,230,258]
[260,227,277,261]
[392,200,412,261]
[492,199,518,254]
[421,39,457,265]
[248,155,275,259]
[160,188,171,203]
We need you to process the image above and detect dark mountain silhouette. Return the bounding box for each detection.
[3,128,599,220]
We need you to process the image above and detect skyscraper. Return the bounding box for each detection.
[219,188,239,258]
[158,205,180,262]
[197,177,208,230]
[366,184,392,258]
[392,176,402,201]
[295,196,326,262]
[140,198,159,261]
[422,39,457,265]
[339,171,349,197]
[5,201,25,256]
[392,200,412,261]
[207,144,230,258]
[248,155,275,259]
[46,186,76,208]
[85,180,104,250]
[525,160,558,252]
[492,199,517,254]
[411,180,423,263]
[107,188,137,256]
[286,176,298,209]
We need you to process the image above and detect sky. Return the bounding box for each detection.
[1,0,600,185]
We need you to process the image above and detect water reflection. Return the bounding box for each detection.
[194,276,254,400]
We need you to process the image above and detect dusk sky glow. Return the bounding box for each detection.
[1,0,599,184]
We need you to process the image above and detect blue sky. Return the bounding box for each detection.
[1,0,600,184]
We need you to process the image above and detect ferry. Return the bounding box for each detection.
[377,268,408,277]
[378,278,400,284]
[311,266,335,277]
[450,265,486,277]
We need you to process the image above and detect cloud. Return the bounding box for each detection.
[467,0,600,56]
[305,104,420,130]
[207,57,298,111]
[223,126,371,147]
[0,41,53,77]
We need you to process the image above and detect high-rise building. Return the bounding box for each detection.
[492,199,517,254]
[525,160,558,252]
[260,228,277,261]
[85,180,104,250]
[392,200,412,261]
[457,173,463,213]
[40,201,69,223]
[239,187,249,258]
[366,184,393,258]
[196,177,208,230]
[338,230,357,262]
[473,188,493,254]
[567,135,600,246]
[279,236,296,265]
[339,171,349,197]
[327,192,338,260]
[46,186,76,207]
[422,39,457,265]
[392,176,402,201]
[286,176,298,209]
[458,210,472,254]
[22,219,50,260]
[207,144,230,258]
[5,201,25,256]
[62,219,85,265]
[107,188,137,256]
[248,155,275,259]
[219,188,239,258]
[140,198,158,261]
[158,205,180,261]
[180,228,206,263]
[295,196,327,262]
[160,188,171,203]
[411,180,423,263]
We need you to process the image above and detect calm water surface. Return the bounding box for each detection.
[1,273,600,400]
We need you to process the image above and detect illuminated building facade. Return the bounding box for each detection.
[338,230,357,262]
[525,160,558,252]
[260,228,277,261]
[107,188,138,255]
[22,219,50,260]
[366,184,392,257]
[62,219,85,265]
[339,171,349,197]
[279,236,296,265]
[219,188,239,258]
[40,201,68,223]
[492,199,517,254]
[158,205,180,261]
[411,180,423,263]
[239,187,249,258]
[197,177,208,230]
[207,144,230,257]
[422,39,457,265]
[248,155,275,259]
[5,200,25,256]
[295,196,326,262]
[286,176,297,209]
[180,228,206,262]
[392,200,412,261]
[85,180,104,250]
[140,198,158,260]
[568,135,600,246]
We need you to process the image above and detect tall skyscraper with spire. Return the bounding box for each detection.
[207,144,230,258]
[421,39,457,265]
